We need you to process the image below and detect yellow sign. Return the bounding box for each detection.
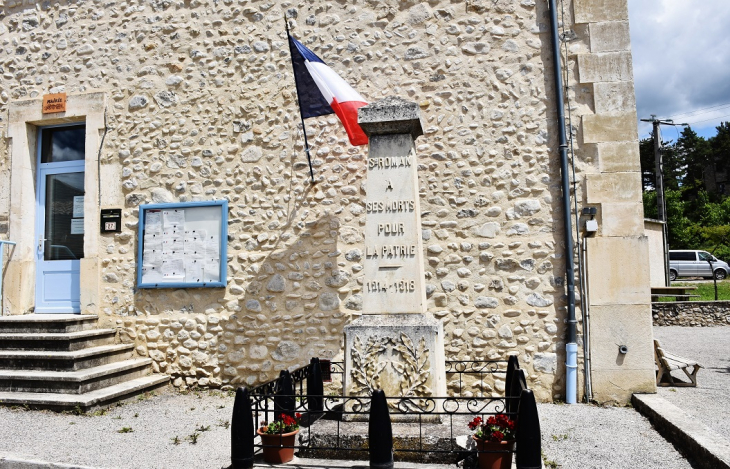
[42,93,66,114]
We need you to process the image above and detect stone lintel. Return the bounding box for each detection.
[600,202,644,237]
[585,236,650,305]
[574,0,628,24]
[582,112,638,144]
[589,21,631,53]
[585,172,642,204]
[577,51,633,84]
[595,141,640,172]
[593,82,637,114]
[358,96,424,139]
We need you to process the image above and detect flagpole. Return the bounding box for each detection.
[285,15,316,184]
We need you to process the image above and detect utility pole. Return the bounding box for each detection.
[640,115,688,286]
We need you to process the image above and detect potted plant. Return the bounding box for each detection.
[257,412,301,464]
[468,413,517,469]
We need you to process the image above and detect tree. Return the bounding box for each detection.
[674,127,710,197]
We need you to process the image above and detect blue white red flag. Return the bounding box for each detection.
[288,34,368,146]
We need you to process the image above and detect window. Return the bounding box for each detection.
[669,251,696,261]
[698,252,713,261]
[40,124,85,163]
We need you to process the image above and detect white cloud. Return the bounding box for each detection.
[629,0,730,139]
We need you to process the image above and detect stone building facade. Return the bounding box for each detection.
[0,0,654,403]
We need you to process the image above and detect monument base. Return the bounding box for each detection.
[343,313,446,422]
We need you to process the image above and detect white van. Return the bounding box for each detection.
[668,250,730,281]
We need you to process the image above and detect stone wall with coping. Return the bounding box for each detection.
[0,0,643,402]
[652,301,730,327]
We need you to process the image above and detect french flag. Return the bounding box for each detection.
[288,34,368,146]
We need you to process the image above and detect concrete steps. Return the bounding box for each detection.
[0,329,117,351]
[0,343,134,370]
[0,314,168,410]
[0,314,99,333]
[0,375,170,411]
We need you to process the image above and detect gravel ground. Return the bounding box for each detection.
[0,385,694,469]
[5,326,723,469]
[653,325,730,440]
[539,403,693,469]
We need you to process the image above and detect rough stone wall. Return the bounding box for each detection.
[653,302,730,327]
[0,0,596,401]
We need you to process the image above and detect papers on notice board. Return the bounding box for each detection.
[140,206,222,285]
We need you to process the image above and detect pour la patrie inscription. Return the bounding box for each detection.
[362,144,427,314]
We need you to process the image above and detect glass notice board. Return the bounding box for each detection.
[136,200,228,288]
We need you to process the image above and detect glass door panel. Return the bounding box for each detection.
[43,172,85,260]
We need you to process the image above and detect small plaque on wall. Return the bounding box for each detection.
[100,209,122,233]
[42,93,66,114]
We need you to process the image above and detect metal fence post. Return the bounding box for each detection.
[307,357,324,412]
[369,389,394,469]
[274,370,295,418]
[508,369,527,418]
[505,355,519,414]
[231,387,254,469]
[515,389,542,469]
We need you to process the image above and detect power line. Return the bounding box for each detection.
[668,101,730,120]
[685,113,730,126]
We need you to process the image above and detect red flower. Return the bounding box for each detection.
[295,413,302,419]
[469,413,516,443]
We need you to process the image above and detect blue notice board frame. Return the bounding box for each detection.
[136,200,228,289]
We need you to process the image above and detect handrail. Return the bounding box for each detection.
[0,240,17,316]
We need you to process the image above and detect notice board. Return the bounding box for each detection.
[136,200,228,288]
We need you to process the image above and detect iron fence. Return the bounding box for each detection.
[232,356,541,469]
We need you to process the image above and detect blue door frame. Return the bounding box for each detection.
[34,124,86,314]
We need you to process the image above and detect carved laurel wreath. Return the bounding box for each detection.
[350,332,432,397]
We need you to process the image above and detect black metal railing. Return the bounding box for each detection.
[232,355,541,469]
[445,359,508,397]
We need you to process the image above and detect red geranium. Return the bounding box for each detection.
[468,413,516,442]
[260,412,301,434]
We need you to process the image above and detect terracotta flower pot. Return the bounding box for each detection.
[257,428,299,464]
[472,436,515,469]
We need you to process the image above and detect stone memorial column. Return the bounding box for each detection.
[344,97,446,409]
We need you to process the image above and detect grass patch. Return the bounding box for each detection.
[666,281,730,301]
[542,450,559,468]
[117,427,133,433]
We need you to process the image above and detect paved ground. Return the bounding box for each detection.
[2,325,726,468]
[0,388,693,469]
[653,326,730,441]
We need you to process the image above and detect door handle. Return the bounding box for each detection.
[38,238,47,252]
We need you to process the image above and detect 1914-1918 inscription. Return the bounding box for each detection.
[362,137,426,315]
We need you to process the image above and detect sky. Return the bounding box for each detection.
[628,0,730,142]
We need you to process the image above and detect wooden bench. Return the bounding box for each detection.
[654,339,702,387]
[651,286,699,302]
[650,294,701,301]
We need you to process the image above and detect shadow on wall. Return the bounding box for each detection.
[218,211,355,389]
[121,144,366,388]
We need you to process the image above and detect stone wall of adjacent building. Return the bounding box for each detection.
[653,301,730,327]
[0,0,651,402]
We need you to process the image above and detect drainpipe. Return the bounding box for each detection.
[547,0,578,404]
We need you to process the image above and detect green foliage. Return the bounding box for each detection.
[640,123,730,262]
